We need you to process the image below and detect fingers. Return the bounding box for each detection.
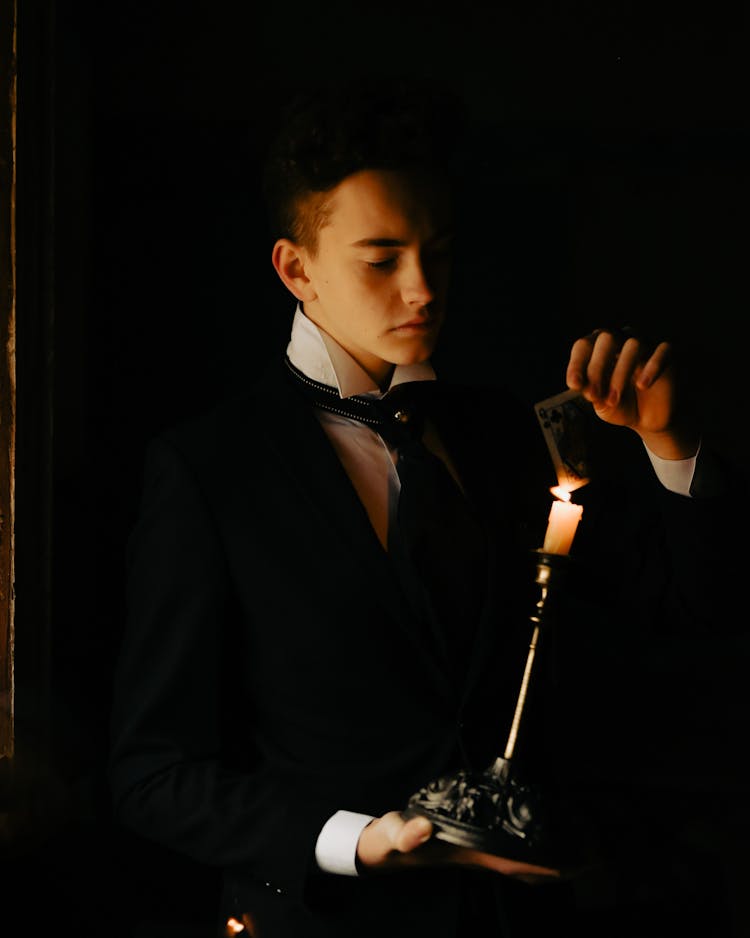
[357,811,563,880]
[566,332,604,391]
[391,813,433,853]
[566,327,669,403]
[586,329,622,399]
[457,847,561,880]
[356,811,433,869]
[607,336,642,405]
[636,340,671,389]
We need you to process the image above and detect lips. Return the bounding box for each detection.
[393,313,436,330]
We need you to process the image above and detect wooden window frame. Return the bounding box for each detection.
[1,0,55,827]
[0,0,17,763]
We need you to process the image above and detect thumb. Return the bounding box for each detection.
[357,811,435,869]
[392,814,433,853]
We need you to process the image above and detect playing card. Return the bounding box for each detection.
[534,389,592,491]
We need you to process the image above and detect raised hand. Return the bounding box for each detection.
[565,327,699,459]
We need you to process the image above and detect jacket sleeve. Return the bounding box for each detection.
[574,437,744,639]
[107,434,336,907]
[547,429,749,784]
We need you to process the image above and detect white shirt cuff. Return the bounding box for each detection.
[644,443,697,497]
[314,810,374,877]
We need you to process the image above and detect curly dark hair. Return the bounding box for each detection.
[260,75,467,250]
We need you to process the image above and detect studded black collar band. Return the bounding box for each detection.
[284,355,384,427]
[283,354,431,442]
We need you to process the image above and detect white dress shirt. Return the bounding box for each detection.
[285,303,698,876]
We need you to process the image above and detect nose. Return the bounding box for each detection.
[401,255,436,307]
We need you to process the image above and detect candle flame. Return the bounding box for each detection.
[549,485,572,502]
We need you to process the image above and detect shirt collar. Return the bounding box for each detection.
[285,303,437,399]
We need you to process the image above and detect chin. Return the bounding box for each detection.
[391,345,435,366]
[390,332,440,362]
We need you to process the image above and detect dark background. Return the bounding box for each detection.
[4,2,750,935]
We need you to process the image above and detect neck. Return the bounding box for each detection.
[377,365,396,394]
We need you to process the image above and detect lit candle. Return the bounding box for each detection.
[542,485,583,555]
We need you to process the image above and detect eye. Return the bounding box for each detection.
[366,258,397,270]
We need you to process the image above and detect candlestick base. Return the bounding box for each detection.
[401,756,553,862]
[401,757,600,874]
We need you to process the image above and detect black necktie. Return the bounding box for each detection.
[284,356,487,674]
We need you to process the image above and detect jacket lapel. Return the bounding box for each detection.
[256,359,455,695]
[427,387,525,704]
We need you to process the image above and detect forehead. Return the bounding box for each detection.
[322,169,453,243]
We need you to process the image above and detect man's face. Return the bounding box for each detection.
[300,169,453,387]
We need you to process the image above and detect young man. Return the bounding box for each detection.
[108,78,738,937]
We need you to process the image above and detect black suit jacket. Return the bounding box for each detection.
[108,355,739,937]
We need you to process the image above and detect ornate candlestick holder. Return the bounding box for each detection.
[402,549,573,868]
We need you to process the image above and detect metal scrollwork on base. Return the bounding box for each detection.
[402,756,548,860]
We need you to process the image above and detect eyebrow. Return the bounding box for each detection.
[349,229,454,249]
[350,238,406,248]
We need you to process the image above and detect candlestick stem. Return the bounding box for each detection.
[503,622,541,760]
[499,552,559,763]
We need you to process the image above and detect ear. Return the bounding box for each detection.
[271,239,317,302]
